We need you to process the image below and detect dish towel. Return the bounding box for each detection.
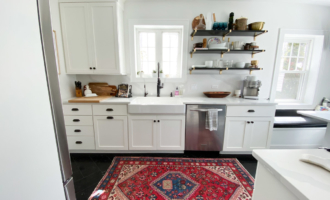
[205,109,218,131]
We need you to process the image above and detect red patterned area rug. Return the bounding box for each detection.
[88,157,254,200]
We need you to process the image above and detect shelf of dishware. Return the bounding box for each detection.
[191,29,268,41]
[189,67,263,75]
[190,49,265,58]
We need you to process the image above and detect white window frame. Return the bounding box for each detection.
[135,28,183,78]
[128,19,189,82]
[275,38,313,103]
[270,29,325,109]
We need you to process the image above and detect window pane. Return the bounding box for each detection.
[148,48,155,61]
[292,43,299,56]
[290,58,297,70]
[299,43,307,57]
[282,42,292,56]
[170,33,179,47]
[163,48,170,61]
[140,48,147,61]
[148,33,155,47]
[281,57,290,70]
[162,62,170,75]
[140,33,147,48]
[163,33,170,48]
[276,73,302,100]
[142,62,149,73]
[297,58,304,71]
[170,48,178,61]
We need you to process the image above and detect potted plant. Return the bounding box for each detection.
[137,71,144,78]
[160,70,164,78]
[152,70,157,78]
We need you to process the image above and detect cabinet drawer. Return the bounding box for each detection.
[65,126,94,136]
[67,136,95,150]
[227,106,275,117]
[93,105,127,116]
[63,105,92,115]
[64,116,93,126]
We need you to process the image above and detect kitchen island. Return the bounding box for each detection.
[252,149,330,200]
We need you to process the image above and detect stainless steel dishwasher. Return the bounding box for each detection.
[185,104,226,151]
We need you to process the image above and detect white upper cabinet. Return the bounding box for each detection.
[60,3,125,75]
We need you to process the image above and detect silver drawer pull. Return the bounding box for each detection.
[190,109,223,112]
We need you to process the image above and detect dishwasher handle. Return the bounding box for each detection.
[190,109,223,112]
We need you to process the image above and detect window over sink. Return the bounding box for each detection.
[135,26,183,79]
[129,20,189,82]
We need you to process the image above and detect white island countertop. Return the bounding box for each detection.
[253,149,330,200]
[297,111,330,123]
[63,96,276,106]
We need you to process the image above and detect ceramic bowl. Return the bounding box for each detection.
[203,91,231,98]
[209,43,227,49]
[248,22,265,30]
[235,62,245,68]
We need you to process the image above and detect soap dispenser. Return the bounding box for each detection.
[175,87,179,97]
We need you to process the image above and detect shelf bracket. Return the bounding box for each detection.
[222,30,232,41]
[254,30,268,41]
[190,49,196,58]
[191,29,197,41]
[221,49,230,58]
[189,67,195,74]
[220,69,223,74]
[250,70,252,75]
[252,53,255,58]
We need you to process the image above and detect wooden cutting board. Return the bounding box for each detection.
[89,83,117,96]
[68,96,111,103]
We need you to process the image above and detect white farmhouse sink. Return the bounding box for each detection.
[128,97,185,114]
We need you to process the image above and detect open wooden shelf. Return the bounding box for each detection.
[191,29,268,41]
[190,49,265,58]
[189,67,263,75]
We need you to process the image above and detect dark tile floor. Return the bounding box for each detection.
[71,152,258,200]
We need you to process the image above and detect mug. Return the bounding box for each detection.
[205,61,213,67]
[233,41,244,50]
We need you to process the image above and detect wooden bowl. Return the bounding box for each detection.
[203,91,231,98]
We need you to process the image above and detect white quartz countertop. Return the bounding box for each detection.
[297,111,330,123]
[179,97,276,105]
[63,96,276,106]
[253,149,330,200]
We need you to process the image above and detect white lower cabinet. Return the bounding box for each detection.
[223,117,273,151]
[157,115,185,150]
[128,115,157,150]
[93,116,128,150]
[128,115,185,150]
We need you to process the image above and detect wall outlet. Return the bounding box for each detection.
[212,85,218,89]
[191,84,197,90]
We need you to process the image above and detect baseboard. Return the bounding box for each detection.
[220,151,252,155]
[70,150,185,154]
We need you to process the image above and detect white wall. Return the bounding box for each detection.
[76,1,330,107]
[0,1,66,199]
[50,0,76,100]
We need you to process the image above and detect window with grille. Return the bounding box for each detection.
[275,38,312,102]
[135,27,183,78]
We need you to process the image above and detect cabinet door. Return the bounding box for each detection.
[245,117,273,151]
[128,115,157,150]
[60,3,93,74]
[93,116,128,150]
[223,117,248,151]
[89,3,120,74]
[157,115,185,150]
